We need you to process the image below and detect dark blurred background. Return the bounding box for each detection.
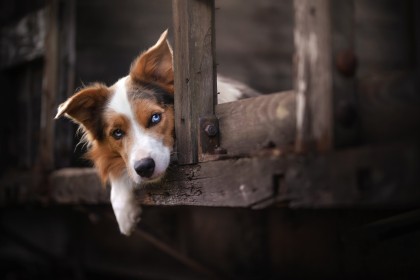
[1,0,420,279]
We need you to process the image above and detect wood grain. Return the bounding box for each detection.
[330,0,358,148]
[0,9,46,69]
[293,0,333,152]
[54,0,76,168]
[172,0,217,164]
[39,0,58,171]
[46,143,420,208]
[215,91,296,156]
[139,156,285,207]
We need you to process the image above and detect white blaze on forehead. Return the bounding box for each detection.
[109,76,133,118]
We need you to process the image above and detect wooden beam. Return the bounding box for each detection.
[0,9,46,69]
[139,156,285,208]
[282,143,420,208]
[330,0,358,148]
[294,0,334,152]
[293,0,357,151]
[39,0,59,171]
[46,143,420,208]
[49,168,109,204]
[172,0,217,164]
[216,91,295,157]
[54,0,76,168]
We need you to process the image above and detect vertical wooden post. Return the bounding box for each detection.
[330,0,357,148]
[294,0,333,153]
[294,0,356,152]
[55,0,76,168]
[39,0,59,170]
[172,0,217,165]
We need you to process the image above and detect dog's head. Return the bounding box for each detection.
[56,31,175,185]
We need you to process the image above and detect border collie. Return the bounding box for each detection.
[56,31,258,235]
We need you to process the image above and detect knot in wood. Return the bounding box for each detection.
[336,50,357,77]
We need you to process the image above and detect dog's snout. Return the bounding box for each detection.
[134,158,155,178]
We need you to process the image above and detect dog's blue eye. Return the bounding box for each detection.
[112,128,124,140]
[150,113,161,125]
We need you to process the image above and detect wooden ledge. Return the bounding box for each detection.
[49,168,109,204]
[48,143,420,208]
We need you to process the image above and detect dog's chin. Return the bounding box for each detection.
[129,171,166,188]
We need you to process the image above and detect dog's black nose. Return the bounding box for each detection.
[134,158,155,178]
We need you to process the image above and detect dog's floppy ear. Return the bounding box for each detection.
[130,30,174,93]
[55,84,110,140]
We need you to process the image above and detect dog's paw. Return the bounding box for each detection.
[114,203,141,236]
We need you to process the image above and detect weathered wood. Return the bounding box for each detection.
[139,156,285,207]
[141,143,420,207]
[172,0,217,164]
[293,0,333,152]
[216,91,295,157]
[54,0,76,168]
[18,67,33,168]
[39,0,58,171]
[49,168,109,204]
[416,1,420,72]
[0,8,46,69]
[330,0,358,148]
[282,143,420,208]
[46,143,420,208]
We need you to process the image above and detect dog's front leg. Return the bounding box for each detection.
[110,175,141,235]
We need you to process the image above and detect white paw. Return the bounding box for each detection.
[110,175,142,236]
[114,203,142,236]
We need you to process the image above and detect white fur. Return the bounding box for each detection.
[217,75,260,103]
[107,76,171,235]
[109,76,171,184]
[110,174,141,235]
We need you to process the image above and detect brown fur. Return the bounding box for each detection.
[130,31,174,94]
[56,31,175,185]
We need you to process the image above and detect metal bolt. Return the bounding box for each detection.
[204,124,218,137]
[336,50,357,77]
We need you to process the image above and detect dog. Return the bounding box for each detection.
[56,30,259,235]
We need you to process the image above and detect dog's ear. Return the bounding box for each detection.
[130,30,174,94]
[55,84,110,140]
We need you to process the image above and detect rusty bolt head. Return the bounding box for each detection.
[336,50,357,77]
[204,124,218,137]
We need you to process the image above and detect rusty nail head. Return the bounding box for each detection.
[204,124,218,137]
[336,50,357,77]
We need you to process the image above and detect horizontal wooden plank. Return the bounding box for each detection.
[139,156,285,207]
[215,91,295,157]
[49,168,109,204]
[0,8,47,69]
[283,143,420,208]
[47,143,420,208]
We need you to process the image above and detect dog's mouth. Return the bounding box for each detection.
[129,169,167,187]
